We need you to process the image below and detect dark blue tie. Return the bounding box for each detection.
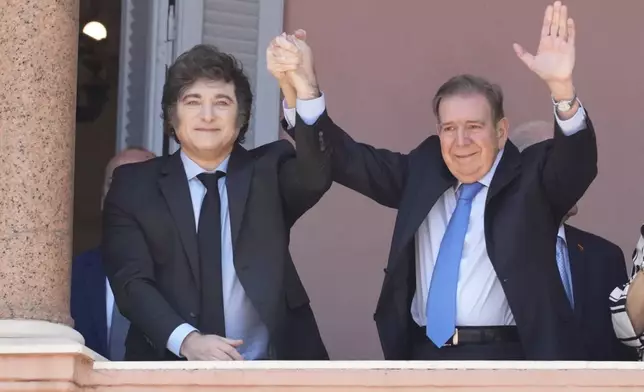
[426,182,484,347]
[197,172,227,336]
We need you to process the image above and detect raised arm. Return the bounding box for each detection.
[513,1,596,219]
[269,31,409,209]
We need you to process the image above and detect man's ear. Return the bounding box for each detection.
[497,117,509,139]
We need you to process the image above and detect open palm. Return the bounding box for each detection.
[513,1,575,84]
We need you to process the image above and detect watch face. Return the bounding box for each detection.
[557,101,572,112]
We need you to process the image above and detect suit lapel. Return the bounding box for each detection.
[564,225,586,320]
[486,142,521,203]
[226,144,254,256]
[393,140,454,259]
[158,152,201,288]
[395,141,521,258]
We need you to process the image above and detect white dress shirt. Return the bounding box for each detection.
[106,277,115,337]
[284,96,587,327]
[557,225,567,242]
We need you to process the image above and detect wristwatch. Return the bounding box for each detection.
[552,94,577,112]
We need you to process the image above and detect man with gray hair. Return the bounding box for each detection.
[511,121,636,360]
[511,120,553,151]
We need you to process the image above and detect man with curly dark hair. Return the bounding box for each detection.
[102,44,331,361]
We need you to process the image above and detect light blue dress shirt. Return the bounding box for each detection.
[166,153,270,359]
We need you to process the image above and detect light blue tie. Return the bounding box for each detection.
[426,182,483,347]
[556,236,574,308]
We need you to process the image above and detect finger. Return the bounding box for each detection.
[213,349,234,361]
[513,43,535,70]
[558,4,568,40]
[550,2,561,36]
[269,48,300,62]
[541,5,554,38]
[275,36,299,53]
[567,18,575,45]
[272,56,300,66]
[229,349,244,361]
[221,337,244,347]
[271,65,298,74]
[222,344,244,360]
[293,29,307,41]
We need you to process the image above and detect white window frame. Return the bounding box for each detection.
[116,0,175,156]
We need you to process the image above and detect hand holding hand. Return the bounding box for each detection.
[267,29,320,101]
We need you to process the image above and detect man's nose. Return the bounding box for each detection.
[455,128,471,147]
[200,104,214,121]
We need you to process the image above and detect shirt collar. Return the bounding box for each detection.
[557,224,567,242]
[180,150,230,181]
[455,148,504,190]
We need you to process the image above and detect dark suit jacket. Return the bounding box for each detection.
[102,113,332,361]
[564,224,639,360]
[300,112,598,360]
[70,247,109,358]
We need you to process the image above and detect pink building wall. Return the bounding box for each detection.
[283,0,644,359]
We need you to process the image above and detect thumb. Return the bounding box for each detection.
[293,29,307,41]
[222,337,243,346]
[512,43,534,70]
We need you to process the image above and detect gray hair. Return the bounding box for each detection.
[510,120,552,152]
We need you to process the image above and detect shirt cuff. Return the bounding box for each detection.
[554,102,587,136]
[167,323,198,357]
[282,93,326,128]
[283,99,296,129]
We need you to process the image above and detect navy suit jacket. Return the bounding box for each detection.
[565,225,639,360]
[70,247,109,358]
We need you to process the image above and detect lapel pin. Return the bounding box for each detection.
[577,243,584,252]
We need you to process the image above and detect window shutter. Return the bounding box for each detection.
[201,0,284,148]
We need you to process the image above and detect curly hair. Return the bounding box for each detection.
[161,44,253,144]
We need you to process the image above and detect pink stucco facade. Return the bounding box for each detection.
[284,0,644,359]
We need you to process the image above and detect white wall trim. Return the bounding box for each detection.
[175,0,204,54]
[143,0,171,156]
[252,0,284,147]
[115,0,134,153]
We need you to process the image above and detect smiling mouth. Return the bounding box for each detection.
[455,152,478,159]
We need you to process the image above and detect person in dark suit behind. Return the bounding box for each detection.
[273,2,597,360]
[563,223,638,360]
[102,43,332,361]
[71,147,156,360]
[512,121,637,361]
